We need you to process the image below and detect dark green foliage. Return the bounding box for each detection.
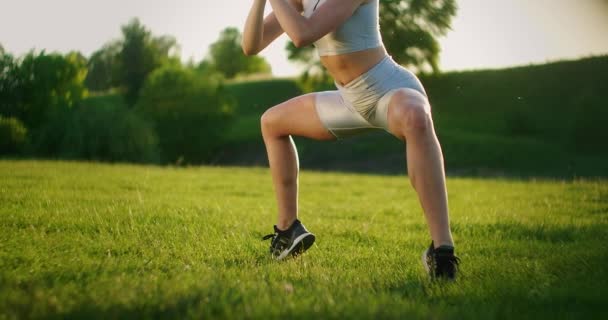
[208,27,271,79]
[118,18,179,106]
[504,111,538,136]
[224,79,302,114]
[222,79,304,144]
[85,40,121,92]
[0,116,27,154]
[0,50,19,117]
[571,94,608,154]
[136,65,234,164]
[0,50,87,129]
[220,56,608,177]
[31,98,158,163]
[84,18,179,100]
[424,56,608,148]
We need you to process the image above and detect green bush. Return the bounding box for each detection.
[504,110,538,136]
[32,104,159,163]
[570,92,608,154]
[0,51,88,129]
[136,65,234,164]
[225,78,302,114]
[0,116,27,154]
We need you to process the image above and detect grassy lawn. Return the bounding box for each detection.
[1,160,607,319]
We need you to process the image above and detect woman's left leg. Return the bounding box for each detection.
[385,88,454,248]
[261,93,336,231]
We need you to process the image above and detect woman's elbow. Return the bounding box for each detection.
[292,31,314,48]
[242,47,257,56]
[292,38,306,48]
[241,43,258,56]
[292,36,311,48]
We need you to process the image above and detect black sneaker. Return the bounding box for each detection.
[262,219,316,260]
[422,241,460,280]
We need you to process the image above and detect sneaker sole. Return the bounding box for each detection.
[422,248,431,274]
[277,233,315,260]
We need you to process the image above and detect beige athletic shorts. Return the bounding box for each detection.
[315,55,427,138]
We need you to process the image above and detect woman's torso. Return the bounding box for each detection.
[299,0,387,86]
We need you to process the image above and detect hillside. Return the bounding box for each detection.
[220,56,608,177]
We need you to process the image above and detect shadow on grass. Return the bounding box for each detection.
[452,222,607,243]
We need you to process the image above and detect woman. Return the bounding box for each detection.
[243,0,459,279]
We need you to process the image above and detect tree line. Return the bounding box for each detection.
[0,19,272,163]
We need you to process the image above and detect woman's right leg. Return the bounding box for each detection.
[261,93,335,230]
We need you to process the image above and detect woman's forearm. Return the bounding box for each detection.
[268,0,310,47]
[242,0,267,55]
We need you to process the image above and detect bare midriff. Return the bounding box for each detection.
[320,45,387,86]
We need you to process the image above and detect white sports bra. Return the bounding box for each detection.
[301,0,382,56]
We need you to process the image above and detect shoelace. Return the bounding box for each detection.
[447,255,461,265]
[263,233,286,254]
[262,233,276,241]
[437,253,460,261]
[436,254,460,269]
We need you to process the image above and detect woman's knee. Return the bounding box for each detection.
[405,103,431,133]
[261,107,282,137]
[388,89,433,138]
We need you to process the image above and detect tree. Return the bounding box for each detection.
[0,50,88,129]
[118,18,179,106]
[287,0,457,88]
[85,40,121,92]
[380,0,456,72]
[207,27,271,79]
[0,49,19,118]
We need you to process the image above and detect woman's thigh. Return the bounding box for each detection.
[261,92,336,141]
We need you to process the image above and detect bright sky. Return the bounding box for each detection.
[1,0,607,76]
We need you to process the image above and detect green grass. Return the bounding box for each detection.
[1,160,607,319]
